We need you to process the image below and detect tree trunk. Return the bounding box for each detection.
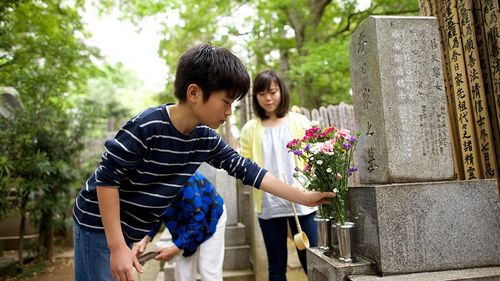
[17,213,25,264]
[39,210,55,261]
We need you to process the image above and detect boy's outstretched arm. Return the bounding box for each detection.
[259,173,335,206]
[97,186,143,281]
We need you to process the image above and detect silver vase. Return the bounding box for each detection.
[335,222,355,262]
[314,216,333,254]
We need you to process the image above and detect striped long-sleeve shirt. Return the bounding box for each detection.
[72,104,266,242]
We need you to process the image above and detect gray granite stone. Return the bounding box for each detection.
[349,16,455,184]
[349,266,500,281]
[307,247,376,281]
[346,179,500,275]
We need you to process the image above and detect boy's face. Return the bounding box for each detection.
[195,90,234,129]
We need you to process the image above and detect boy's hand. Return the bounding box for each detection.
[110,245,142,281]
[155,245,182,261]
[302,191,336,206]
[260,173,335,207]
[132,236,151,257]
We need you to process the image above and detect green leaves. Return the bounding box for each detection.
[0,0,106,260]
[103,0,418,108]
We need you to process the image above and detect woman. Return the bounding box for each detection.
[240,70,318,280]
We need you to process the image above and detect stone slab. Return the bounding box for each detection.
[346,179,500,275]
[349,16,455,184]
[225,222,247,247]
[307,247,376,281]
[349,266,500,281]
[223,245,251,270]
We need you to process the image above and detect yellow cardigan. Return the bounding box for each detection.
[239,112,311,213]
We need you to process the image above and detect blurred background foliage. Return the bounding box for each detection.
[94,0,419,107]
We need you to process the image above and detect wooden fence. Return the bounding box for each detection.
[292,102,355,130]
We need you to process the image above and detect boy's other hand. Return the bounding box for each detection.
[132,236,150,257]
[110,245,141,281]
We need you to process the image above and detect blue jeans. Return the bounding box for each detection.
[73,221,132,281]
[258,211,318,281]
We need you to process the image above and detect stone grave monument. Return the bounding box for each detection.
[306,16,500,280]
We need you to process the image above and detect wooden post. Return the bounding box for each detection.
[419,0,432,16]
[480,0,500,194]
[443,0,482,179]
[435,0,465,179]
[457,0,498,179]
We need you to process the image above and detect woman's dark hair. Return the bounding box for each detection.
[252,70,290,120]
[174,44,250,102]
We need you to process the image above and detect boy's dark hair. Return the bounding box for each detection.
[252,70,290,120]
[174,44,250,102]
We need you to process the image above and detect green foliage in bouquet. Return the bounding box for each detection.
[287,123,361,225]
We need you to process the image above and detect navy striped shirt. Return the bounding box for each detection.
[72,104,266,242]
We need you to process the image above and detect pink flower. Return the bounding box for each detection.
[287,139,301,149]
[320,141,334,154]
[320,126,337,137]
[336,128,351,138]
[304,163,311,173]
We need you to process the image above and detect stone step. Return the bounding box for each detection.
[223,244,251,270]
[348,266,500,281]
[220,269,254,281]
[156,228,251,271]
[162,262,253,281]
[224,223,247,247]
[156,236,251,270]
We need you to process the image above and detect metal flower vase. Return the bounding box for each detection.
[314,216,334,255]
[335,222,355,262]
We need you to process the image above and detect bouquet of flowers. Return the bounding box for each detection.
[287,122,360,225]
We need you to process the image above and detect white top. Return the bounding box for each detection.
[258,121,317,219]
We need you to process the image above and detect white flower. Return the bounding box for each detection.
[326,168,332,173]
[316,160,323,165]
[309,142,323,154]
[311,120,320,127]
[333,188,338,193]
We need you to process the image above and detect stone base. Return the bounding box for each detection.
[349,266,500,280]
[307,247,376,281]
[347,179,500,275]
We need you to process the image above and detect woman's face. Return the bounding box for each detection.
[256,81,281,116]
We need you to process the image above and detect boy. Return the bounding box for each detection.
[72,44,334,281]
[132,171,226,281]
